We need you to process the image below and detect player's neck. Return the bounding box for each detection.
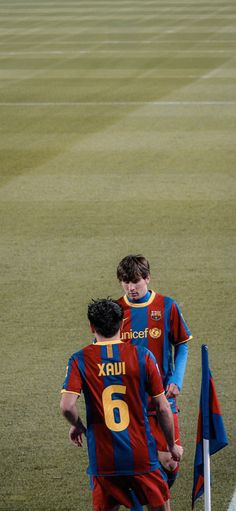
[95,330,121,343]
[127,290,151,303]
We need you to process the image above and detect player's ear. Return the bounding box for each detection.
[145,275,151,285]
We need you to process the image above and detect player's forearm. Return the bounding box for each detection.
[156,403,175,449]
[61,405,79,425]
[60,397,82,427]
[61,407,85,433]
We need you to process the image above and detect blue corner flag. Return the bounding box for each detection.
[192,345,228,509]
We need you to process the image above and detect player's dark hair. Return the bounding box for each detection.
[117,254,150,282]
[87,298,124,338]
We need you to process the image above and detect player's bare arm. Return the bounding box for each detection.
[153,394,183,463]
[60,392,86,447]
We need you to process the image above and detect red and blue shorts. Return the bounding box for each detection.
[92,469,170,511]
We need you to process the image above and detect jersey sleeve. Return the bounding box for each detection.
[61,355,82,395]
[145,350,164,397]
[170,301,192,345]
[167,342,188,390]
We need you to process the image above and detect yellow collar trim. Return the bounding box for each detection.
[124,290,156,308]
[95,340,123,346]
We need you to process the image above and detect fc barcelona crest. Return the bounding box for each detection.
[150,310,162,321]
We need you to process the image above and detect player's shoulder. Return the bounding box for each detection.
[157,291,178,307]
[151,290,174,307]
[68,350,81,362]
[69,343,92,360]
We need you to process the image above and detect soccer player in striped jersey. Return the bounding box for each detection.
[116,255,192,489]
[60,298,182,511]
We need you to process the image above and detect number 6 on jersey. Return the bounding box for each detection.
[102,384,130,432]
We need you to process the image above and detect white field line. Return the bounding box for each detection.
[228,489,236,511]
[0,5,234,106]
[0,101,235,107]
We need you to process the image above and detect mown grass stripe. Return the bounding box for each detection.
[0,101,235,106]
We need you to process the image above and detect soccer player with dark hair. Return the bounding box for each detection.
[116,255,192,489]
[60,298,182,511]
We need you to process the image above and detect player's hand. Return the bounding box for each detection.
[169,444,183,463]
[165,383,180,398]
[69,422,86,447]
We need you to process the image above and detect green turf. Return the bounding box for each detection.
[0,0,236,510]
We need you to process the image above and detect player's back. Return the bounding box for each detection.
[76,340,163,476]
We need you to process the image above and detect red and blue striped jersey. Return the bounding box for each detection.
[117,290,192,389]
[62,340,164,476]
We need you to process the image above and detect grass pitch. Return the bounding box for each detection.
[0,0,236,510]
